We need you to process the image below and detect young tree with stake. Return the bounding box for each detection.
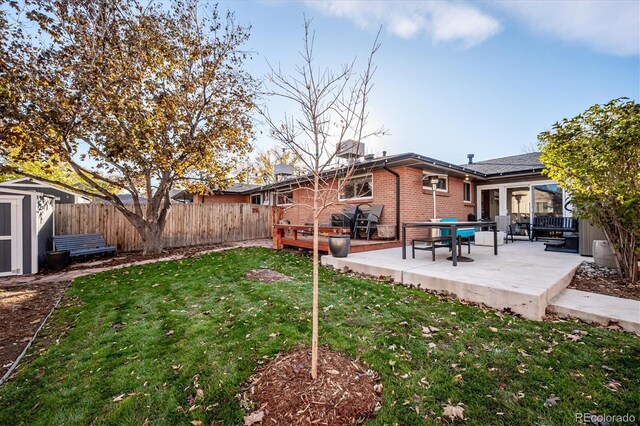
[261,19,385,379]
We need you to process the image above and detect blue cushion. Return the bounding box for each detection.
[439,217,475,237]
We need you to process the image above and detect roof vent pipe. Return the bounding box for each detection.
[467,154,474,164]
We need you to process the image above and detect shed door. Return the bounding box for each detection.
[0,198,22,276]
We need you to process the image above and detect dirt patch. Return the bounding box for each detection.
[568,262,639,301]
[244,268,291,284]
[240,347,381,425]
[0,281,69,378]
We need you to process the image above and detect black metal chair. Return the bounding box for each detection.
[353,204,383,240]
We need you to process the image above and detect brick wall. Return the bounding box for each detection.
[278,166,475,240]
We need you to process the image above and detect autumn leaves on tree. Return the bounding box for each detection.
[0,0,255,254]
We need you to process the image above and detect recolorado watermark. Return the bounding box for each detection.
[576,412,636,424]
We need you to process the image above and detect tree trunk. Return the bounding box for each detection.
[598,215,638,283]
[311,209,319,379]
[141,222,166,255]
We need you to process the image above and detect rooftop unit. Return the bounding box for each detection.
[337,139,365,160]
[274,163,295,181]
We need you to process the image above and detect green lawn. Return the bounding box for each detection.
[1,248,638,425]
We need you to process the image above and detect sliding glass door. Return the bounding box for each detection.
[480,188,500,220]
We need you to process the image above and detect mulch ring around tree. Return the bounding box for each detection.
[244,268,291,284]
[239,347,381,425]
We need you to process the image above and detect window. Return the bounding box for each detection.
[463,182,472,203]
[276,190,293,206]
[250,194,262,205]
[533,184,563,217]
[423,174,448,192]
[339,174,373,201]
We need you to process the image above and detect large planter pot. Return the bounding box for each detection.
[377,224,396,239]
[45,250,70,270]
[328,235,351,258]
[592,240,618,269]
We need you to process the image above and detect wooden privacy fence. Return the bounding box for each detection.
[55,203,273,252]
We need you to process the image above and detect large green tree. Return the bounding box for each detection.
[538,98,639,283]
[0,0,255,254]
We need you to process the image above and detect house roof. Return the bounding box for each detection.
[0,187,55,198]
[216,183,260,194]
[204,151,547,196]
[115,194,148,204]
[0,177,90,199]
[463,152,544,176]
[245,152,488,194]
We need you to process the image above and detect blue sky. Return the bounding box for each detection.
[218,0,639,165]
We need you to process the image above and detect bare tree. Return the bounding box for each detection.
[261,18,385,379]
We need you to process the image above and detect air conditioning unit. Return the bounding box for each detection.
[274,163,295,177]
[337,140,364,160]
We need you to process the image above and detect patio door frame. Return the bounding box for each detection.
[476,179,571,226]
[0,195,23,277]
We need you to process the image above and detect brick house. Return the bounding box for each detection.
[198,151,572,241]
[243,152,485,241]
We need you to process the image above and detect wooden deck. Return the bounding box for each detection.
[273,224,401,253]
[281,235,402,253]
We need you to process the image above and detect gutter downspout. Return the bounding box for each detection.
[382,160,400,240]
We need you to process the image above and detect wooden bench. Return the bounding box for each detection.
[412,236,452,261]
[531,217,578,241]
[52,233,117,257]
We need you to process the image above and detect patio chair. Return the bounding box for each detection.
[496,215,514,244]
[331,205,358,236]
[353,204,383,240]
[440,217,472,254]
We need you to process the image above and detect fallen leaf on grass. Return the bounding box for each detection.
[442,403,465,420]
[195,388,204,401]
[374,383,383,396]
[112,394,126,402]
[566,334,582,342]
[243,410,264,425]
[544,396,560,407]
[166,330,174,336]
[422,326,439,337]
[605,380,622,391]
[488,326,498,332]
[190,421,203,426]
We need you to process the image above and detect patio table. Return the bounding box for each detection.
[401,221,498,266]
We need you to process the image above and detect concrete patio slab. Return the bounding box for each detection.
[548,289,640,333]
[322,241,583,321]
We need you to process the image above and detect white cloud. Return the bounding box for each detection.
[495,0,639,56]
[303,0,501,48]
